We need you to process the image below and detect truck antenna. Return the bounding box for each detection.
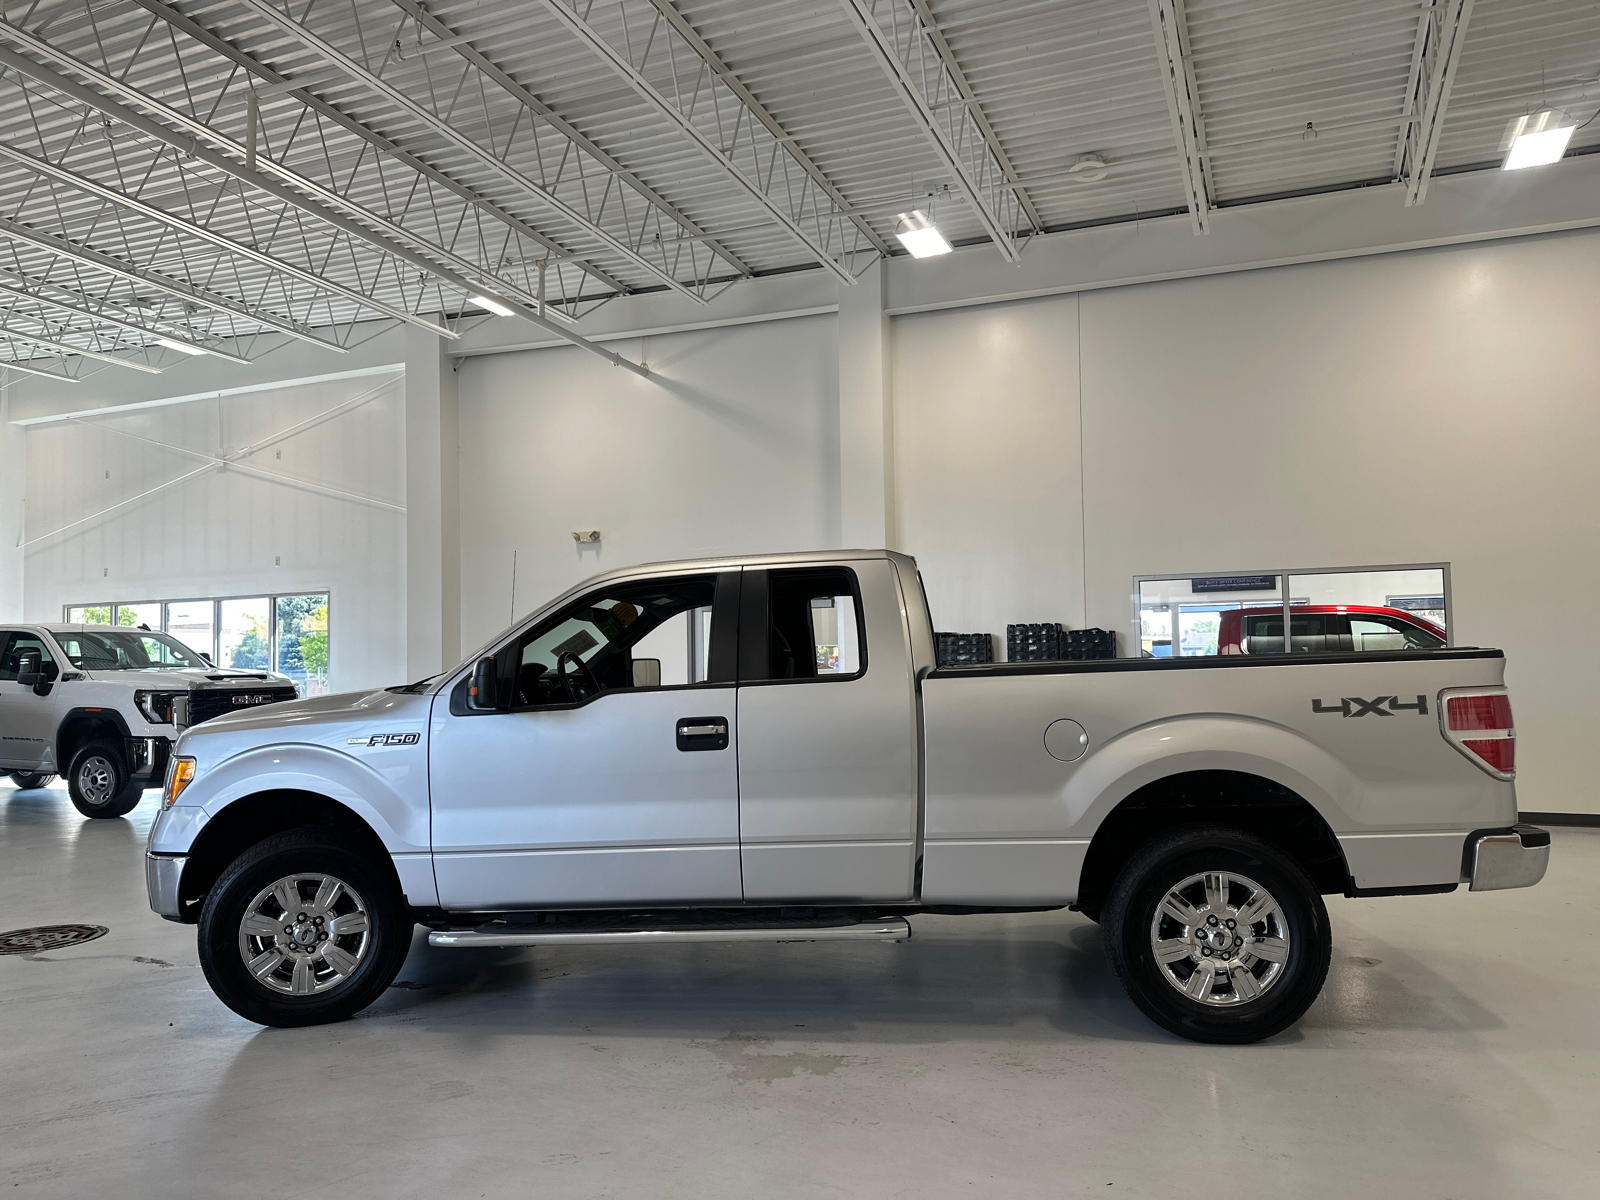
[510,550,517,624]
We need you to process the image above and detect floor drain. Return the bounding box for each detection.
[0,924,109,955]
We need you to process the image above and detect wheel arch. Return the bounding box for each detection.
[1075,769,1350,920]
[56,708,131,773]
[177,790,400,924]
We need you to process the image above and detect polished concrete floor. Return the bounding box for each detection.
[1,779,1595,1199]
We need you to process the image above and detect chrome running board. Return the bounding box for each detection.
[428,914,911,948]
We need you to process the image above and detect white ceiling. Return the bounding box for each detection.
[0,0,1594,376]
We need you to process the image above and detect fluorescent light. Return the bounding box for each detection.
[894,210,952,258]
[468,293,515,317]
[155,337,208,356]
[1501,109,1576,170]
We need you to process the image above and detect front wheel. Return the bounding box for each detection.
[67,742,143,817]
[1102,826,1331,1044]
[8,771,57,790]
[197,830,412,1027]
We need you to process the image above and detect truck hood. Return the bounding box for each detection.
[174,686,434,767]
[84,666,296,689]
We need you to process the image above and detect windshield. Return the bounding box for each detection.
[55,630,209,671]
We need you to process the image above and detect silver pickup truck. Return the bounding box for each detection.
[145,550,1547,1043]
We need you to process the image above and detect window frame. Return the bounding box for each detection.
[736,566,869,687]
[1133,563,1452,660]
[62,590,332,683]
[466,570,741,716]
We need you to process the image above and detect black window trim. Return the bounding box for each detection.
[454,570,742,716]
[736,564,868,687]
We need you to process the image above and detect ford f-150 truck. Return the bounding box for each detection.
[144,551,1548,1043]
[0,624,297,816]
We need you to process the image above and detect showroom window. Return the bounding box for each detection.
[64,593,331,694]
[1134,565,1450,657]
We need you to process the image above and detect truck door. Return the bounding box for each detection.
[735,562,919,902]
[0,631,59,771]
[428,571,743,910]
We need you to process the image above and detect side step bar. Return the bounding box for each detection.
[429,915,911,948]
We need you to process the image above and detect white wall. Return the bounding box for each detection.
[892,294,1084,638]
[21,370,406,692]
[454,314,840,653]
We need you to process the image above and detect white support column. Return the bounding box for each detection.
[0,381,24,620]
[404,325,462,678]
[838,259,895,549]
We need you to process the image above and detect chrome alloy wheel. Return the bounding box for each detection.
[1148,870,1290,1006]
[236,873,371,996]
[75,754,117,807]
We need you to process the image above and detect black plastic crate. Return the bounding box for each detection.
[1063,628,1116,660]
[935,632,994,667]
[1006,622,1061,662]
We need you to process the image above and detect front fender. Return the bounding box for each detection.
[177,742,429,854]
[1064,714,1360,837]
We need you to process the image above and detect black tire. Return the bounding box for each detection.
[8,771,56,790]
[66,741,143,818]
[198,830,412,1027]
[1102,825,1331,1044]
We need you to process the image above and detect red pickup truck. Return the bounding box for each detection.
[1217,606,1447,655]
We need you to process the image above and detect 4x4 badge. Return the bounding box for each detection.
[1312,695,1428,718]
[347,732,421,746]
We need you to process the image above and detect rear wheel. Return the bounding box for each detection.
[67,742,143,818]
[8,771,56,790]
[197,830,412,1027]
[1102,826,1331,1044]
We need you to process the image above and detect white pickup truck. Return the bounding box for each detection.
[0,624,298,816]
[143,550,1547,1043]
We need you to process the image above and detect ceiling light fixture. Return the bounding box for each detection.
[894,210,952,258]
[155,337,208,356]
[469,293,516,317]
[1500,109,1576,170]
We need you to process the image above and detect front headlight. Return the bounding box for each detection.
[163,757,196,809]
[135,690,179,725]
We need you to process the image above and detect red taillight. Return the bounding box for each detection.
[1461,738,1515,773]
[1441,688,1515,778]
[1446,694,1513,732]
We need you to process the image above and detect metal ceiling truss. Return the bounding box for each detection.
[1397,0,1475,207]
[0,267,253,365]
[839,0,1027,260]
[1146,0,1212,235]
[387,0,752,283]
[0,139,452,336]
[129,0,621,321]
[904,0,1041,235]
[538,0,882,284]
[0,19,647,372]
[236,0,732,305]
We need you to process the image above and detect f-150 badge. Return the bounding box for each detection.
[347,732,421,746]
[1312,695,1428,718]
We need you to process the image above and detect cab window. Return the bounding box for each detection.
[1351,615,1444,651]
[510,576,720,709]
[0,633,55,681]
[760,568,864,681]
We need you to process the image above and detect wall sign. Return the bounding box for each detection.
[1190,575,1279,593]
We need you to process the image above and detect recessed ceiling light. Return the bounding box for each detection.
[469,293,515,317]
[155,337,208,356]
[894,210,952,258]
[1501,109,1576,170]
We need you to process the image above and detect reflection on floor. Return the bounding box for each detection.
[2,778,1596,1198]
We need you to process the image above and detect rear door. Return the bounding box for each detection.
[734,561,919,902]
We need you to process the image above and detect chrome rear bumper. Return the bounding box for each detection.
[146,852,186,920]
[1467,825,1550,892]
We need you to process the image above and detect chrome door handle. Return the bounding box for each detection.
[676,716,730,751]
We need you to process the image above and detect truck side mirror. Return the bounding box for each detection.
[15,652,56,696]
[468,657,499,711]
[631,658,661,688]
